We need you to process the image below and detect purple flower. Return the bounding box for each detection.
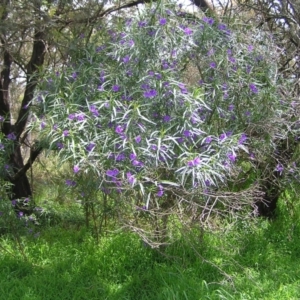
[157,185,164,197]
[205,136,212,144]
[89,105,99,117]
[65,179,76,187]
[71,72,78,79]
[187,157,201,167]
[219,131,232,142]
[184,27,193,35]
[249,83,258,94]
[178,83,188,94]
[106,169,119,177]
[275,164,284,174]
[210,62,216,69]
[86,142,96,152]
[228,56,236,64]
[205,179,211,187]
[7,133,16,140]
[73,165,80,173]
[76,113,85,121]
[40,122,46,129]
[162,61,169,69]
[132,160,144,167]
[63,130,69,137]
[68,113,76,120]
[163,115,171,122]
[115,125,124,134]
[122,55,130,63]
[98,85,104,91]
[116,153,126,161]
[125,18,132,27]
[130,153,137,160]
[0,143,4,150]
[18,211,24,218]
[126,172,135,185]
[135,135,141,143]
[141,83,150,90]
[227,152,237,162]
[112,85,120,92]
[248,45,254,52]
[238,133,247,145]
[228,104,234,111]
[128,39,134,47]
[138,20,147,27]
[183,130,192,138]
[203,16,214,25]
[218,23,227,30]
[159,18,167,25]
[0,115,4,122]
[53,124,58,131]
[56,142,64,149]
[144,89,157,98]
[12,199,17,206]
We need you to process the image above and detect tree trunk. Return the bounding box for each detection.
[10,146,32,200]
[256,180,281,217]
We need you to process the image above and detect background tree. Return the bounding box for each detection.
[188,0,300,216]
[0,0,157,211]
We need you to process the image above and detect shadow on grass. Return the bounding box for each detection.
[227,201,300,299]
[0,227,224,300]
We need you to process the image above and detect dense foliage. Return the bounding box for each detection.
[25,1,298,242]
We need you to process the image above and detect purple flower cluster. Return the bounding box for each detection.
[68,113,85,121]
[144,89,157,98]
[89,105,99,117]
[203,16,214,25]
[106,168,119,178]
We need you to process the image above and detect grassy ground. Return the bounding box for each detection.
[1,174,300,299]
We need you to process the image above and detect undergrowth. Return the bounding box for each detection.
[1,171,300,299]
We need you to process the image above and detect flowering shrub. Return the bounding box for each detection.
[31,1,298,234]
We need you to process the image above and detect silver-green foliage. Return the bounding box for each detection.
[32,1,290,210]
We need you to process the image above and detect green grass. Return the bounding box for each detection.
[1,181,300,299]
